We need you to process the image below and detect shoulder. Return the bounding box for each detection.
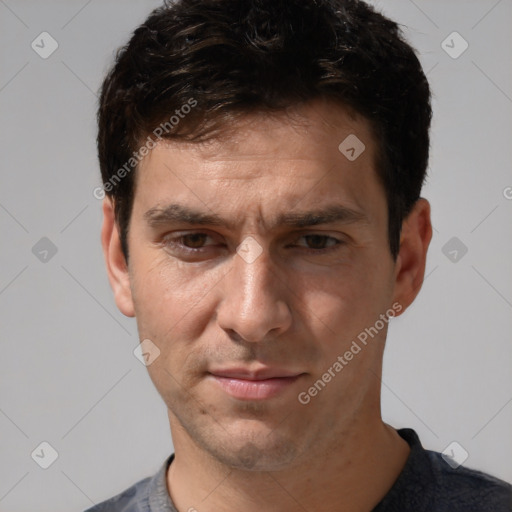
[426,449,512,511]
[83,475,152,511]
[377,429,512,512]
[83,454,175,512]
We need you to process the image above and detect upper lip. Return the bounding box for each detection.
[209,367,304,380]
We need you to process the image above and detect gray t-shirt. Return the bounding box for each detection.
[84,428,512,511]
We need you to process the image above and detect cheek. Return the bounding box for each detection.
[303,259,393,346]
[130,254,225,348]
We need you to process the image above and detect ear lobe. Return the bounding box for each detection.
[392,198,432,314]
[101,197,135,317]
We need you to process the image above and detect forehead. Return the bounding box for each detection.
[134,100,385,225]
[156,100,374,167]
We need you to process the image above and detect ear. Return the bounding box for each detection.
[101,197,135,317]
[392,198,432,314]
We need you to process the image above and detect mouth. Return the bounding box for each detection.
[208,367,306,401]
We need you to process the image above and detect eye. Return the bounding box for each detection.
[293,234,343,253]
[302,235,337,250]
[180,233,210,248]
[162,232,220,256]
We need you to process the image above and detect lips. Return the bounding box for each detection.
[210,367,303,380]
[208,367,305,400]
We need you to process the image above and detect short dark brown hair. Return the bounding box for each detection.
[97,0,432,260]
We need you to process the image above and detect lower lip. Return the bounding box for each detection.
[210,374,303,400]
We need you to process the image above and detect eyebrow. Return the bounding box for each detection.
[143,203,369,230]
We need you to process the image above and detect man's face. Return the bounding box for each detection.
[105,100,414,471]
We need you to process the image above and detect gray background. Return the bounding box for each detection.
[1,1,511,510]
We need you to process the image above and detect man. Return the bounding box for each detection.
[88,0,512,510]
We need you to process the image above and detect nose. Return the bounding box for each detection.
[216,239,292,343]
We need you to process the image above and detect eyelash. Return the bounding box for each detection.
[162,232,344,256]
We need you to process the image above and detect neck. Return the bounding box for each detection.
[166,415,410,512]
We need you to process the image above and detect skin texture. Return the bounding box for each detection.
[102,99,432,511]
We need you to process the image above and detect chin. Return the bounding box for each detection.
[200,420,302,471]
[168,388,311,470]
[213,439,299,471]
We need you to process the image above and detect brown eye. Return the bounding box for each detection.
[181,233,208,248]
[299,234,340,251]
[304,235,331,249]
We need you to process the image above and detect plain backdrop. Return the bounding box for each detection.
[1,1,511,511]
